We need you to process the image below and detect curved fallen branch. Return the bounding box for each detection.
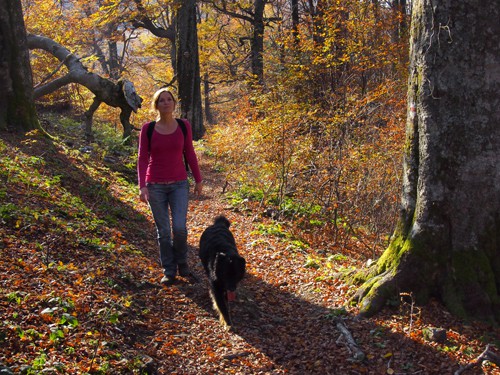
[455,345,500,374]
[27,33,142,139]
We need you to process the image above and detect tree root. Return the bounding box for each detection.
[454,345,500,374]
[334,318,365,361]
[353,269,397,318]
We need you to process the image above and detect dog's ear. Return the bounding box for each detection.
[235,255,246,274]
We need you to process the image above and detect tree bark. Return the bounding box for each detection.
[176,0,205,139]
[251,0,265,84]
[291,0,299,44]
[353,0,500,322]
[0,0,39,132]
[203,73,214,124]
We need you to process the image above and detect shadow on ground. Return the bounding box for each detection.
[176,245,472,375]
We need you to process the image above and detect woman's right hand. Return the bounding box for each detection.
[139,186,149,203]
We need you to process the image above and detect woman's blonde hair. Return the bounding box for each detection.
[151,88,177,112]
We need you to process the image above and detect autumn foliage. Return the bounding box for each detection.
[205,1,408,255]
[21,0,407,256]
[1,122,499,374]
[1,0,497,373]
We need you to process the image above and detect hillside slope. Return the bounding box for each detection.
[0,127,498,374]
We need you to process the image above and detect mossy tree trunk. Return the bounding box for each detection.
[175,0,205,140]
[0,0,39,132]
[353,0,500,322]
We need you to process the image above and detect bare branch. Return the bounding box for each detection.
[455,345,500,375]
[334,318,365,361]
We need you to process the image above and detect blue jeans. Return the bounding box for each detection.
[147,180,189,277]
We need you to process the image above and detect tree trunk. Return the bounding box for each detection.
[0,0,39,132]
[291,0,299,44]
[392,0,408,41]
[251,0,265,84]
[353,0,500,322]
[203,73,214,124]
[175,0,205,140]
[206,0,271,86]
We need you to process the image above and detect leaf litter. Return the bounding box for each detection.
[0,129,498,374]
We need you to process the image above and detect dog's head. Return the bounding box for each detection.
[214,252,246,292]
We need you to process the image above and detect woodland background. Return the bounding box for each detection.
[2,0,499,374]
[24,0,408,253]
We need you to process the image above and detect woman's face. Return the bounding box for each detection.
[156,92,176,113]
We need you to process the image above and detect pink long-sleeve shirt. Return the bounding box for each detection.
[137,119,202,189]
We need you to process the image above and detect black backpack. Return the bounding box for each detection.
[147,118,189,172]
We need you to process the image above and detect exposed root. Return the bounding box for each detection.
[354,269,397,318]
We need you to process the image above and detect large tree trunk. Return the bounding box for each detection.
[0,0,39,132]
[353,0,500,322]
[175,0,204,140]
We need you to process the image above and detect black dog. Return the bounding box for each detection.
[199,216,246,329]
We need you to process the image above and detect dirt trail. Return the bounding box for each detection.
[129,155,477,375]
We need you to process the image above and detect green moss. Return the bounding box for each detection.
[376,229,431,272]
[346,229,418,285]
[358,271,398,317]
[376,234,406,272]
[451,251,498,305]
[441,280,468,319]
[345,263,376,285]
[341,189,499,322]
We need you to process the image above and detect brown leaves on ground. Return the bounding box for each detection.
[0,129,498,374]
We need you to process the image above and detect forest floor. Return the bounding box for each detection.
[0,124,499,375]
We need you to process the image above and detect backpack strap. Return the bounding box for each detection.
[175,118,187,139]
[175,119,190,172]
[147,121,156,153]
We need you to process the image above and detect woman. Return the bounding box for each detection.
[137,88,203,285]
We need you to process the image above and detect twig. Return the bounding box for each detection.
[34,53,71,88]
[334,318,365,361]
[223,351,251,360]
[400,292,420,336]
[455,344,500,375]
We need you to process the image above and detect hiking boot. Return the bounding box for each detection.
[161,275,176,285]
[178,263,191,277]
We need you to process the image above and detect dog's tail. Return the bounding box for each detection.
[214,215,230,228]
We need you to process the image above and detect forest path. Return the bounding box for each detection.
[131,154,471,374]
